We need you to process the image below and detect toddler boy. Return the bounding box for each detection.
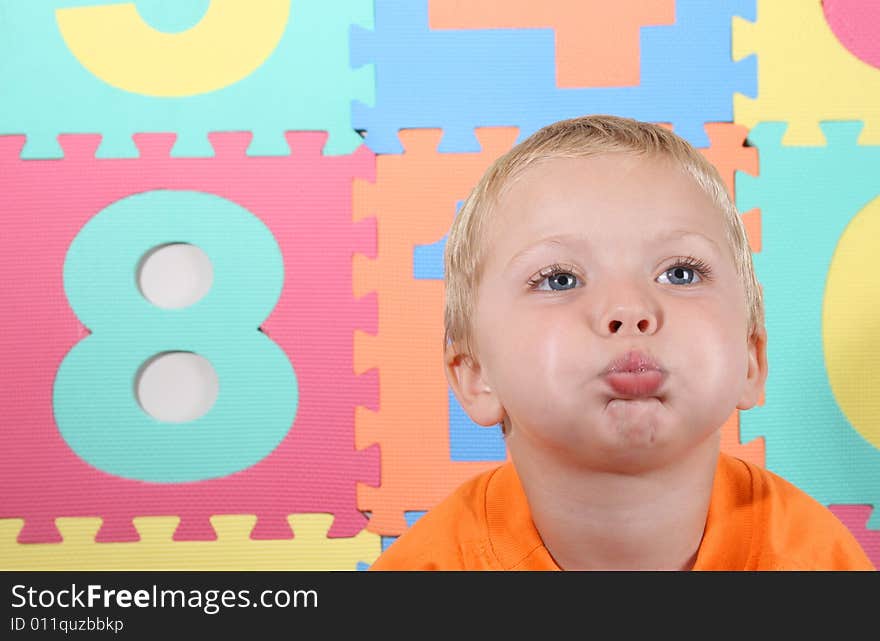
[370,115,874,571]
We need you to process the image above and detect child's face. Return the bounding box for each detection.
[454,153,766,472]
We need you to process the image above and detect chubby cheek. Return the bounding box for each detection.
[675,307,749,422]
[478,300,581,414]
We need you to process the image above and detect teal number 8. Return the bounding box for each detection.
[54,190,298,482]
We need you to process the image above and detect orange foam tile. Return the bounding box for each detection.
[354,127,519,535]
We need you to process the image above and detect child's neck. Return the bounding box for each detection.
[509,432,720,571]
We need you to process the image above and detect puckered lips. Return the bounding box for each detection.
[602,349,665,398]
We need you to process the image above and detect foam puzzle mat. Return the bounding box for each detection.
[0,0,877,570]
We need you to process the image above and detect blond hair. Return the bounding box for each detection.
[443,114,764,356]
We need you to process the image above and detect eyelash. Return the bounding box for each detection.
[668,255,713,282]
[526,263,578,289]
[525,256,714,290]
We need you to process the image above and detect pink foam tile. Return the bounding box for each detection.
[0,132,379,542]
[829,504,880,570]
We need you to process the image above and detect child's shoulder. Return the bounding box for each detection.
[710,454,874,570]
[719,452,842,519]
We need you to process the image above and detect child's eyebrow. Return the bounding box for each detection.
[504,234,588,272]
[656,229,721,252]
[504,229,721,272]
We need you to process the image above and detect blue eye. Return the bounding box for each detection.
[658,266,700,285]
[528,266,580,291]
[657,257,712,285]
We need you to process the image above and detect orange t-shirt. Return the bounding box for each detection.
[369,453,875,571]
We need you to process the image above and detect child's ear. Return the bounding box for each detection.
[736,325,768,410]
[444,343,506,427]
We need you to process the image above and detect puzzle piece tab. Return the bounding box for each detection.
[0,514,381,570]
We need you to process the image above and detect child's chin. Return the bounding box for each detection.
[599,400,672,449]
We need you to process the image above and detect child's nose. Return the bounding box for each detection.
[601,305,658,336]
